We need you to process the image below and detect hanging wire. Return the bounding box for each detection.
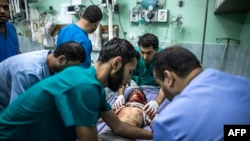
[117,6,127,39]
[90,0,95,5]
[201,0,209,65]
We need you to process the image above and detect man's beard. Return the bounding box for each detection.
[107,65,125,92]
[89,26,98,33]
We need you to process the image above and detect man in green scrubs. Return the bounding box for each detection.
[0,38,152,141]
[113,33,166,119]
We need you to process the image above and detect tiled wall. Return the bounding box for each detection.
[183,43,250,77]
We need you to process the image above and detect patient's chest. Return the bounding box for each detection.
[118,107,144,127]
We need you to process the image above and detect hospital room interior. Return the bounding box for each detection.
[1,0,250,140]
[14,0,250,76]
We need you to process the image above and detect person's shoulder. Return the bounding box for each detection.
[135,47,140,52]
[62,66,95,76]
[64,66,83,71]
[5,21,14,26]
[5,22,16,30]
[62,23,75,28]
[17,50,49,59]
[158,47,163,52]
[59,24,76,32]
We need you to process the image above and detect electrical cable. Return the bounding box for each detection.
[90,0,95,5]
[117,7,127,39]
[201,0,209,65]
[232,45,239,74]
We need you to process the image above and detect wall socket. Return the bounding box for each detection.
[157,9,168,22]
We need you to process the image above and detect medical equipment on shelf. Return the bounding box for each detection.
[9,0,29,22]
[129,0,167,23]
[129,1,141,22]
[65,5,86,15]
[100,0,117,40]
[141,0,157,22]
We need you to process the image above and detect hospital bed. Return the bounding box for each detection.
[98,85,170,141]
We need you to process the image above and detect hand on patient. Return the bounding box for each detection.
[143,100,159,119]
[113,95,125,109]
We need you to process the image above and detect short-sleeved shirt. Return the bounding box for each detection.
[153,68,250,141]
[0,50,51,112]
[132,47,161,86]
[0,66,111,141]
[56,24,92,68]
[0,22,19,62]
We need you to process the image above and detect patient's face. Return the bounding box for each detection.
[128,88,146,104]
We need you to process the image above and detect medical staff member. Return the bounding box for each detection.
[152,46,250,141]
[113,33,166,118]
[57,5,102,68]
[0,41,85,112]
[0,0,20,62]
[0,38,152,141]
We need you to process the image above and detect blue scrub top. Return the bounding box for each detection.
[56,24,92,68]
[153,68,250,141]
[0,22,19,62]
[0,50,50,112]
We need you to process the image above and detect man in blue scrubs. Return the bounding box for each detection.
[0,41,85,112]
[152,46,250,141]
[0,38,152,141]
[0,0,20,62]
[57,5,102,68]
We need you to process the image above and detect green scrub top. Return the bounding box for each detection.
[132,47,161,86]
[0,66,111,141]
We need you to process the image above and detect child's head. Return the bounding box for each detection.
[127,88,147,104]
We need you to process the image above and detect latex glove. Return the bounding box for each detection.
[143,100,159,118]
[112,95,125,110]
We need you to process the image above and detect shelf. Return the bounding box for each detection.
[44,46,56,50]
[214,0,250,14]
[99,24,119,47]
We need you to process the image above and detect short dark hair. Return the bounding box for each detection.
[97,37,140,64]
[82,5,102,23]
[138,33,159,50]
[153,46,201,80]
[54,41,86,63]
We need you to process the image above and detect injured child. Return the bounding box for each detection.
[98,88,152,141]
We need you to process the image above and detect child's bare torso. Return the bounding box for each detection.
[117,106,144,128]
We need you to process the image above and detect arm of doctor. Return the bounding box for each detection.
[113,85,126,109]
[143,88,166,118]
[76,126,98,141]
[101,109,152,140]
